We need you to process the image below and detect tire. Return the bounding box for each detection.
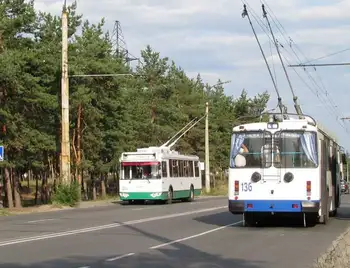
[166,188,173,204]
[186,186,194,202]
[243,212,256,227]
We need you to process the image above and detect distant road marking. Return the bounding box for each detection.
[106,252,135,262]
[0,205,227,247]
[150,221,243,249]
[131,207,155,211]
[27,219,56,224]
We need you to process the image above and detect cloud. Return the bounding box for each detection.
[297,0,350,20]
[34,0,350,150]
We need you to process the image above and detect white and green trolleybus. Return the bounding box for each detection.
[119,146,202,204]
[119,118,204,204]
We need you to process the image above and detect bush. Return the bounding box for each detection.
[52,181,81,207]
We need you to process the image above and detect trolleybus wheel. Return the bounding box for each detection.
[243,212,255,227]
[329,208,337,217]
[166,188,173,204]
[320,204,330,225]
[187,186,194,202]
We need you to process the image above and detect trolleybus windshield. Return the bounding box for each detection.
[121,161,161,179]
[230,131,272,168]
[274,131,318,168]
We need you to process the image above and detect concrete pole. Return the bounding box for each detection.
[205,102,210,193]
[60,2,71,184]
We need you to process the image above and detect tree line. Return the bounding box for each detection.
[0,0,270,208]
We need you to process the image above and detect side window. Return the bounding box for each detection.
[194,161,199,177]
[172,160,179,177]
[189,161,194,177]
[162,161,167,178]
[184,161,189,177]
[123,166,130,179]
[179,160,184,177]
[169,160,173,177]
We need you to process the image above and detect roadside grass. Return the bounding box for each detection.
[313,226,350,268]
[201,179,228,196]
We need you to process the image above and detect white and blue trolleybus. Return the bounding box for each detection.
[228,113,345,227]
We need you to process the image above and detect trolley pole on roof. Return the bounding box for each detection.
[205,102,210,193]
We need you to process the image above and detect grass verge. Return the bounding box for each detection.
[313,226,350,268]
[201,180,228,196]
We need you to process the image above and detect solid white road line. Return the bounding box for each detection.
[27,219,57,224]
[150,221,243,249]
[105,252,135,262]
[0,205,227,247]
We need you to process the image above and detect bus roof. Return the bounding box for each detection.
[120,146,200,161]
[232,112,339,145]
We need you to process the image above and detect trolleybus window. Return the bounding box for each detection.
[230,131,272,168]
[274,131,318,168]
[161,161,168,178]
[121,162,161,179]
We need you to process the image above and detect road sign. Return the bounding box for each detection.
[0,146,3,161]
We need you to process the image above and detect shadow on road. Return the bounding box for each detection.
[0,252,265,268]
[336,203,350,221]
[193,211,319,229]
[0,219,266,268]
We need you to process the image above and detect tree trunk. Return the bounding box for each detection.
[91,174,97,201]
[101,173,106,199]
[81,170,88,201]
[34,173,39,205]
[41,172,48,204]
[12,169,22,208]
[5,168,13,208]
[76,104,82,185]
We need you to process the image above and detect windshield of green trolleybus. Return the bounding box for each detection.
[274,131,318,168]
[122,162,161,179]
[230,131,273,168]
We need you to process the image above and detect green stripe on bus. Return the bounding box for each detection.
[120,189,201,200]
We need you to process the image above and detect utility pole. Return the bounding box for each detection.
[341,117,350,181]
[205,102,210,193]
[60,1,71,184]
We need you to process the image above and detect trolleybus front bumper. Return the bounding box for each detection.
[228,200,319,214]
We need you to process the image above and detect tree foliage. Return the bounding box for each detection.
[0,1,270,207]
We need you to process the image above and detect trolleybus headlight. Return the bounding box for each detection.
[251,172,261,183]
[284,172,294,183]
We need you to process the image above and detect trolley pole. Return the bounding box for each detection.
[205,102,210,193]
[60,1,71,184]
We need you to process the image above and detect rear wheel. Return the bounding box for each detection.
[185,186,194,202]
[320,203,329,225]
[243,212,256,227]
[166,188,173,204]
[303,213,318,227]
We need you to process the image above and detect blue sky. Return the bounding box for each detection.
[35,0,350,151]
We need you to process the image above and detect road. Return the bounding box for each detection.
[0,195,349,268]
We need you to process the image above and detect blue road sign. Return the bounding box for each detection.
[0,146,3,161]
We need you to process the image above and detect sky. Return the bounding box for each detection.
[34,0,350,151]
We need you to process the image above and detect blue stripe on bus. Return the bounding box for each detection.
[229,199,319,213]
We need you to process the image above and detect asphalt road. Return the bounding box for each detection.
[0,195,349,268]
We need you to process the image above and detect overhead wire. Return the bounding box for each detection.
[260,0,348,130]
[242,0,348,132]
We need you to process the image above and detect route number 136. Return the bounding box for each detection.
[241,182,252,192]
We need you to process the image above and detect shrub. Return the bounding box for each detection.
[52,181,81,207]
